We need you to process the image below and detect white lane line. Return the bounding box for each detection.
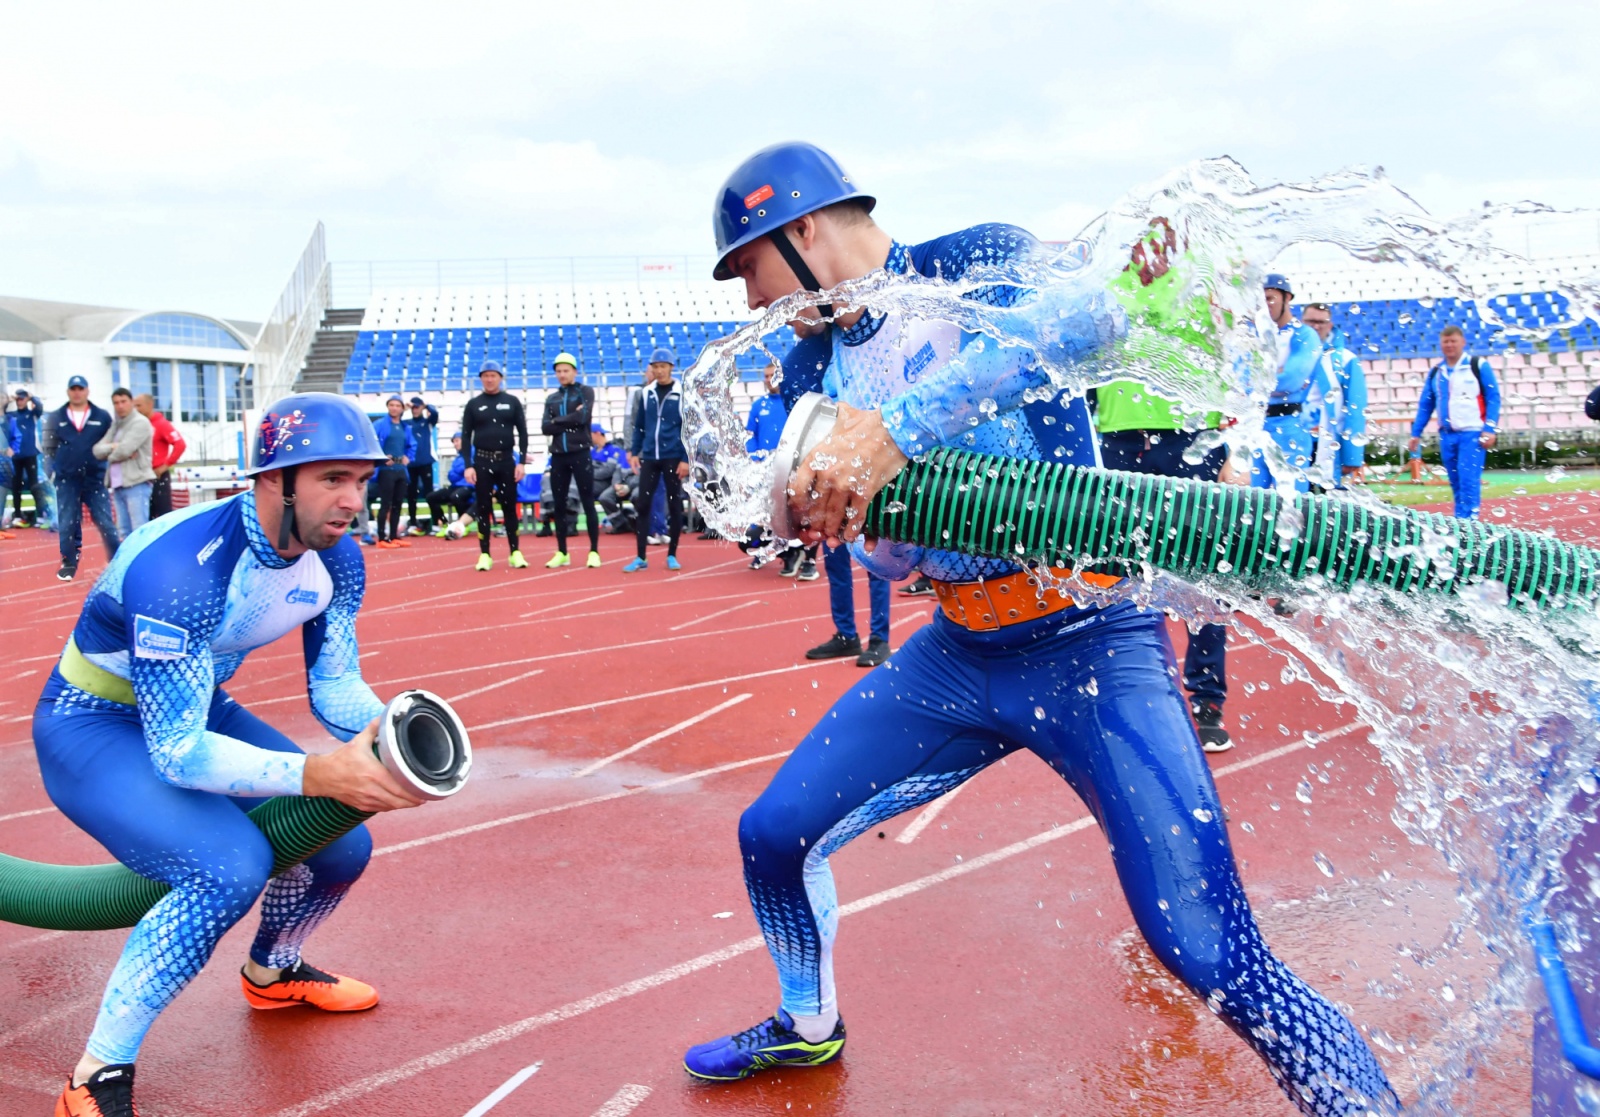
[0,929,69,955]
[446,668,545,705]
[0,807,55,824]
[521,590,622,619]
[895,783,966,844]
[592,1083,652,1116]
[0,992,96,1047]
[673,554,755,581]
[461,1062,541,1117]
[668,600,761,632]
[571,694,752,778]
[374,750,792,859]
[475,659,852,732]
[891,608,934,630]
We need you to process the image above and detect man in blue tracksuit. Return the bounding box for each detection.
[684,143,1397,1117]
[1252,274,1329,492]
[45,375,121,580]
[370,396,415,546]
[1409,324,1500,518]
[624,348,687,572]
[1300,305,1368,488]
[745,363,818,579]
[403,396,438,532]
[427,432,475,533]
[9,387,52,527]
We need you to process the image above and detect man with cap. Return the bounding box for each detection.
[370,396,416,548]
[540,352,602,568]
[1253,274,1330,492]
[460,359,530,571]
[45,375,121,581]
[683,142,1397,1116]
[403,396,439,534]
[8,386,52,527]
[624,349,688,572]
[37,392,422,1117]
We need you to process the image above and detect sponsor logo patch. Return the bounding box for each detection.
[284,587,320,606]
[133,615,190,660]
[902,341,938,383]
[744,184,774,209]
[196,536,224,565]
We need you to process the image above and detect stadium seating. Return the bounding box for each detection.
[1321,292,1597,361]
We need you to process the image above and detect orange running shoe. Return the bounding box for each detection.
[375,539,397,549]
[391,538,412,547]
[55,1063,139,1116]
[240,960,379,1012]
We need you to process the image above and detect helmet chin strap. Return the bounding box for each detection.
[766,228,833,324]
[276,465,303,551]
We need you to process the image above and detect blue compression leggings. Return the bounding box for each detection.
[34,683,371,1065]
[739,603,1397,1116]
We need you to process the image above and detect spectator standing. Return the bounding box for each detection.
[404,396,439,533]
[9,387,51,527]
[0,411,15,535]
[93,387,157,540]
[1253,274,1329,492]
[624,364,671,543]
[1409,325,1500,519]
[461,359,530,571]
[624,349,688,572]
[745,363,817,579]
[1299,305,1368,488]
[371,396,416,548]
[540,352,602,569]
[133,393,186,518]
[427,432,475,535]
[45,375,119,580]
[591,422,629,471]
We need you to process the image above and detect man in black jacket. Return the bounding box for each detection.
[460,360,530,572]
[45,375,120,580]
[539,352,601,569]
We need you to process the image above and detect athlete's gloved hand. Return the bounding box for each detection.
[850,536,923,581]
[302,718,424,812]
[789,403,909,547]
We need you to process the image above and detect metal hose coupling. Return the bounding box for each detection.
[378,689,472,801]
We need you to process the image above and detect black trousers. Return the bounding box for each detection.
[12,456,40,522]
[149,471,174,519]
[474,458,520,554]
[406,464,433,522]
[548,450,599,554]
[376,469,407,541]
[634,458,684,559]
[428,484,473,524]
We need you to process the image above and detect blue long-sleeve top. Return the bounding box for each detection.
[447,452,471,486]
[745,393,787,459]
[45,403,112,479]
[1411,355,1501,437]
[404,405,439,466]
[48,491,383,796]
[630,382,687,461]
[1317,343,1368,468]
[11,398,41,457]
[1272,321,1327,405]
[371,414,416,473]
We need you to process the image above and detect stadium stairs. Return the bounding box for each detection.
[296,307,366,394]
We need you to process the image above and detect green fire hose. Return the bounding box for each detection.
[0,690,472,933]
[865,445,1598,607]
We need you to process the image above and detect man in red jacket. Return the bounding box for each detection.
[134,394,186,519]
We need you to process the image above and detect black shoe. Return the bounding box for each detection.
[748,555,767,570]
[796,559,819,581]
[899,575,935,597]
[57,1062,139,1116]
[56,563,77,582]
[806,632,861,660]
[698,529,719,541]
[855,638,891,668]
[1192,701,1233,754]
[780,550,802,577]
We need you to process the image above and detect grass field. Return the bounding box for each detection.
[1362,467,1600,506]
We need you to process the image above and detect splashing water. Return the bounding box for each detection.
[680,157,1600,1112]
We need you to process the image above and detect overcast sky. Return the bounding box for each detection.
[2,1,1596,319]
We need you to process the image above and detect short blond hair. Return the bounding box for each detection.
[1440,325,1465,339]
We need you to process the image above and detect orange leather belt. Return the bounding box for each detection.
[931,568,1121,632]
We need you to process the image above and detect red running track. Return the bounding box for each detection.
[2,491,1590,1116]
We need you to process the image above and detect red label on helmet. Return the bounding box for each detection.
[744,184,775,209]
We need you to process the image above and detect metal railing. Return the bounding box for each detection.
[253,224,331,405]
[329,254,720,307]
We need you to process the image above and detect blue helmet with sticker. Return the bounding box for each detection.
[247,392,387,476]
[712,142,875,281]
[1263,272,1294,297]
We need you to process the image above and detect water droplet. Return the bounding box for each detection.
[1440,982,1456,1002]
[1295,779,1314,804]
[1270,801,1282,812]
[1241,821,1255,834]
[1192,808,1214,823]
[1156,898,1169,911]
[1034,706,1046,720]
[1313,851,1336,878]
[1085,676,1099,696]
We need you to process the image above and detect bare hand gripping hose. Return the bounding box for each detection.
[0,690,471,932]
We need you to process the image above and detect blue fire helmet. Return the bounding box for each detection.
[246,392,387,475]
[590,422,606,433]
[480,359,504,375]
[648,347,677,366]
[712,142,875,281]
[1264,273,1294,297]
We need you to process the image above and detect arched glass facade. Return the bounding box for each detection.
[111,313,246,350]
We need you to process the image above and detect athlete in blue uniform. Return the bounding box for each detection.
[684,144,1397,1116]
[1252,274,1330,492]
[1408,325,1500,519]
[1300,303,1369,489]
[38,393,426,1117]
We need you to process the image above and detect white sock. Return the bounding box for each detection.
[788,1009,839,1043]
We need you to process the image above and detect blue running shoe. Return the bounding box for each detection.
[622,557,648,573]
[666,555,682,571]
[684,1009,845,1081]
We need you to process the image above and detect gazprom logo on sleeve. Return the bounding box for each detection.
[133,615,190,660]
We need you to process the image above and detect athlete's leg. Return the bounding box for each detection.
[633,459,663,560]
[866,570,890,643]
[822,543,858,639]
[34,701,275,1065]
[205,693,372,969]
[496,464,521,553]
[661,460,685,556]
[474,466,497,554]
[572,453,600,551]
[1455,434,1485,519]
[1004,606,1396,1115]
[1439,431,1462,509]
[739,622,1002,1029]
[550,453,576,554]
